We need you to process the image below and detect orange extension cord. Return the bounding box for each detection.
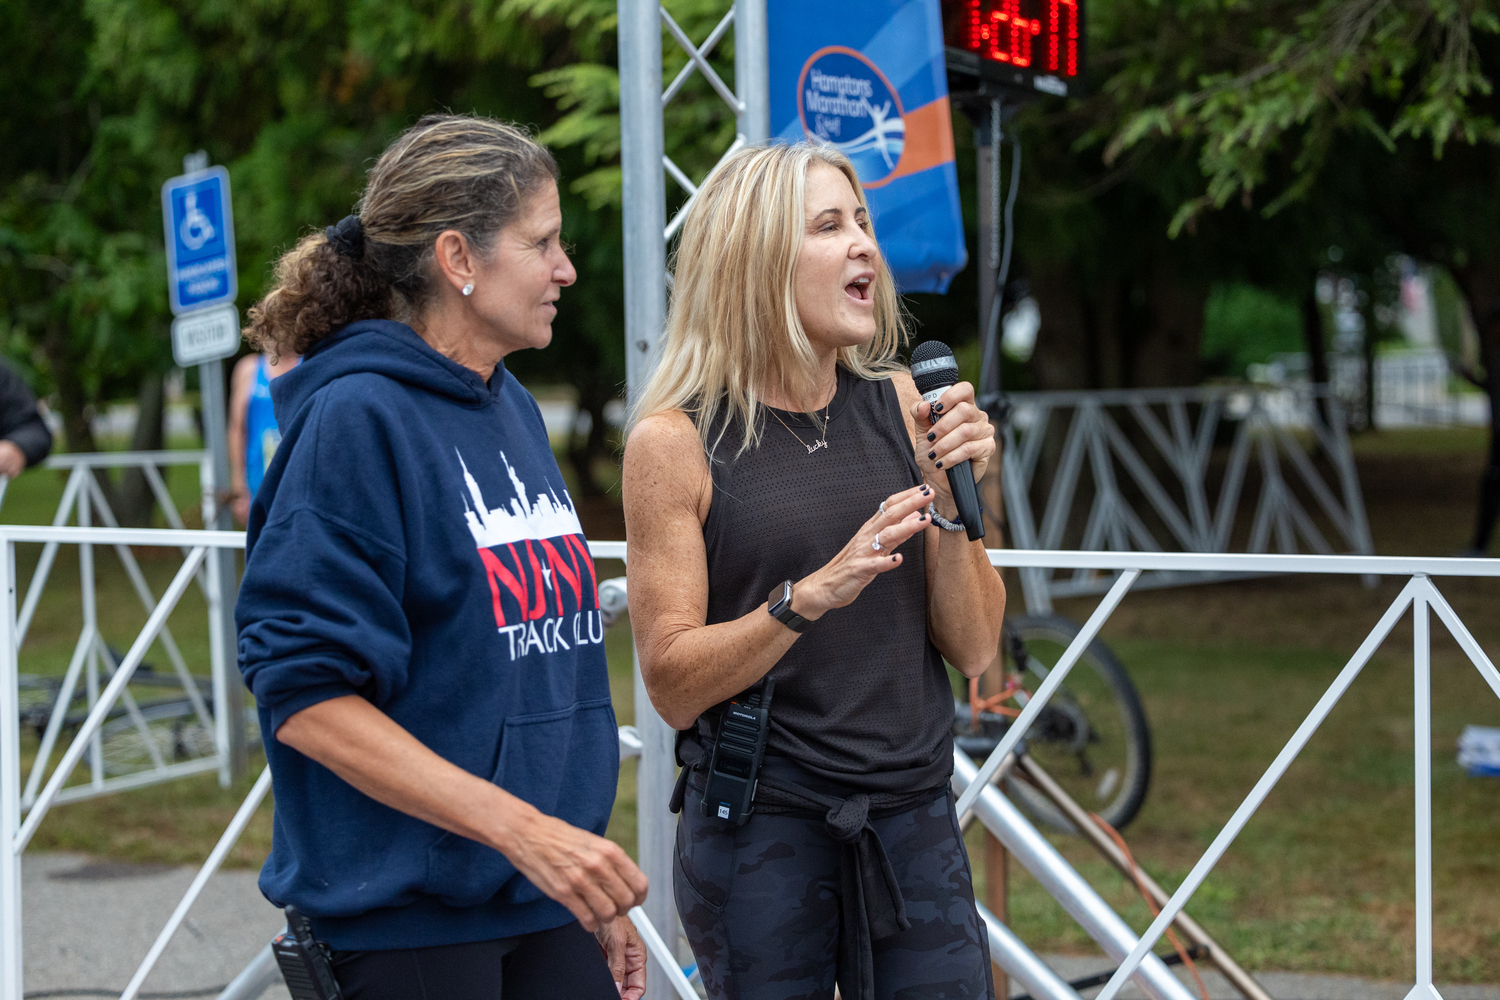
[973,672,1211,1000]
[1088,813,1212,1000]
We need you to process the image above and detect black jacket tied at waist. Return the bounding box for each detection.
[757,777,909,1000]
[673,737,948,1000]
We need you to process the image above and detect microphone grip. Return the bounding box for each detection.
[944,462,986,542]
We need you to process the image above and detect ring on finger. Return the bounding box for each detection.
[878,500,887,515]
[871,529,884,552]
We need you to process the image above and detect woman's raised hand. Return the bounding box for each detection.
[794,483,933,618]
[911,381,995,507]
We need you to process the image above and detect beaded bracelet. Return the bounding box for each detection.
[927,502,965,533]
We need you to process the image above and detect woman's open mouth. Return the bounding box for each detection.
[845,276,872,302]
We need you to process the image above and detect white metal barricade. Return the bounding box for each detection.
[2,452,245,800]
[8,535,1497,1000]
[960,548,1500,1000]
[1,524,244,1000]
[1000,385,1377,615]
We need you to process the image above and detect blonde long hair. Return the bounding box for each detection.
[632,142,908,454]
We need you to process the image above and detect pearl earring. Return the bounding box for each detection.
[462,283,474,296]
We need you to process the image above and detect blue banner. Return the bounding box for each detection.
[769,0,968,293]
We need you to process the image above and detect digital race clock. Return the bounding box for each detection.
[941,0,1085,97]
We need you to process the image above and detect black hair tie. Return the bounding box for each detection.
[325,215,365,259]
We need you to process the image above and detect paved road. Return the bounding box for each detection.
[20,852,1500,1000]
[23,853,288,999]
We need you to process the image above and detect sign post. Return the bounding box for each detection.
[162,151,247,785]
[940,10,1089,983]
[171,305,241,369]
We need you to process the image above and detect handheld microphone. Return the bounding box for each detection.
[909,340,985,542]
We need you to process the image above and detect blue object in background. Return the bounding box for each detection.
[161,166,238,315]
[769,0,968,293]
[1458,725,1500,777]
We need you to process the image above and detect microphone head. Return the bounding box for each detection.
[909,340,959,396]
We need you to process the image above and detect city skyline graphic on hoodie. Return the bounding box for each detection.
[457,449,601,661]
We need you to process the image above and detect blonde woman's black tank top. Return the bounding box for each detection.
[696,368,955,794]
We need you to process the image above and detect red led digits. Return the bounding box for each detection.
[1046,0,1077,75]
[947,0,1083,80]
[967,0,1040,65]
[1007,0,1042,68]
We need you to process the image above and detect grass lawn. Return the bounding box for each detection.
[979,578,1500,983]
[7,428,1499,982]
[974,426,1500,983]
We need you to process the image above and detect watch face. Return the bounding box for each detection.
[768,580,794,617]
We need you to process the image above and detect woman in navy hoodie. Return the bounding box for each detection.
[236,115,648,999]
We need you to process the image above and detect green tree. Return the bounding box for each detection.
[1102,0,1500,545]
[0,0,170,456]
[518,2,1327,392]
[1,0,632,501]
[505,0,1500,538]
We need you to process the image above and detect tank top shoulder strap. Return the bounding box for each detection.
[875,373,912,443]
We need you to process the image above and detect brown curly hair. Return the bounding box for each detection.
[246,114,560,358]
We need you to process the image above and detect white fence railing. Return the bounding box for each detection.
[1,525,245,1000]
[2,452,246,803]
[1264,350,1490,429]
[1000,384,1376,615]
[961,548,1500,1000]
[6,533,1497,1000]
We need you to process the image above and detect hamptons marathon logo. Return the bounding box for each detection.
[798,47,905,186]
[458,450,603,661]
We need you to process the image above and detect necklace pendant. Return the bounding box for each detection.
[806,439,828,455]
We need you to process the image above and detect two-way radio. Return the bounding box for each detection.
[272,905,344,1000]
[701,677,775,826]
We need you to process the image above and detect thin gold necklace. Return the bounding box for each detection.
[769,402,832,455]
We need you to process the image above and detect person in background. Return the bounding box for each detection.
[227,351,299,525]
[0,358,53,480]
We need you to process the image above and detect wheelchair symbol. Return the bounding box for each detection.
[179,192,216,251]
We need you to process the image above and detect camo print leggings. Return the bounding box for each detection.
[674,787,995,1000]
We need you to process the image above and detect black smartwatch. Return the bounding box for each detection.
[767,579,813,633]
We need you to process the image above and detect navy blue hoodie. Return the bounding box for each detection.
[236,320,617,950]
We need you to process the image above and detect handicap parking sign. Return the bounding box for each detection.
[161,166,237,315]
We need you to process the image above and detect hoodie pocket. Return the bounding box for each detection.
[424,697,618,908]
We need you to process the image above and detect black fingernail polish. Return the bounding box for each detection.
[892,555,899,562]
[934,402,943,412]
[926,432,936,442]
[935,461,943,468]
[927,450,936,460]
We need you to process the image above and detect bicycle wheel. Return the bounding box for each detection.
[17,674,62,735]
[955,614,1152,833]
[99,700,261,776]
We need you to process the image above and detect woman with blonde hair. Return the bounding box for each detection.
[236,114,647,999]
[624,142,1005,999]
